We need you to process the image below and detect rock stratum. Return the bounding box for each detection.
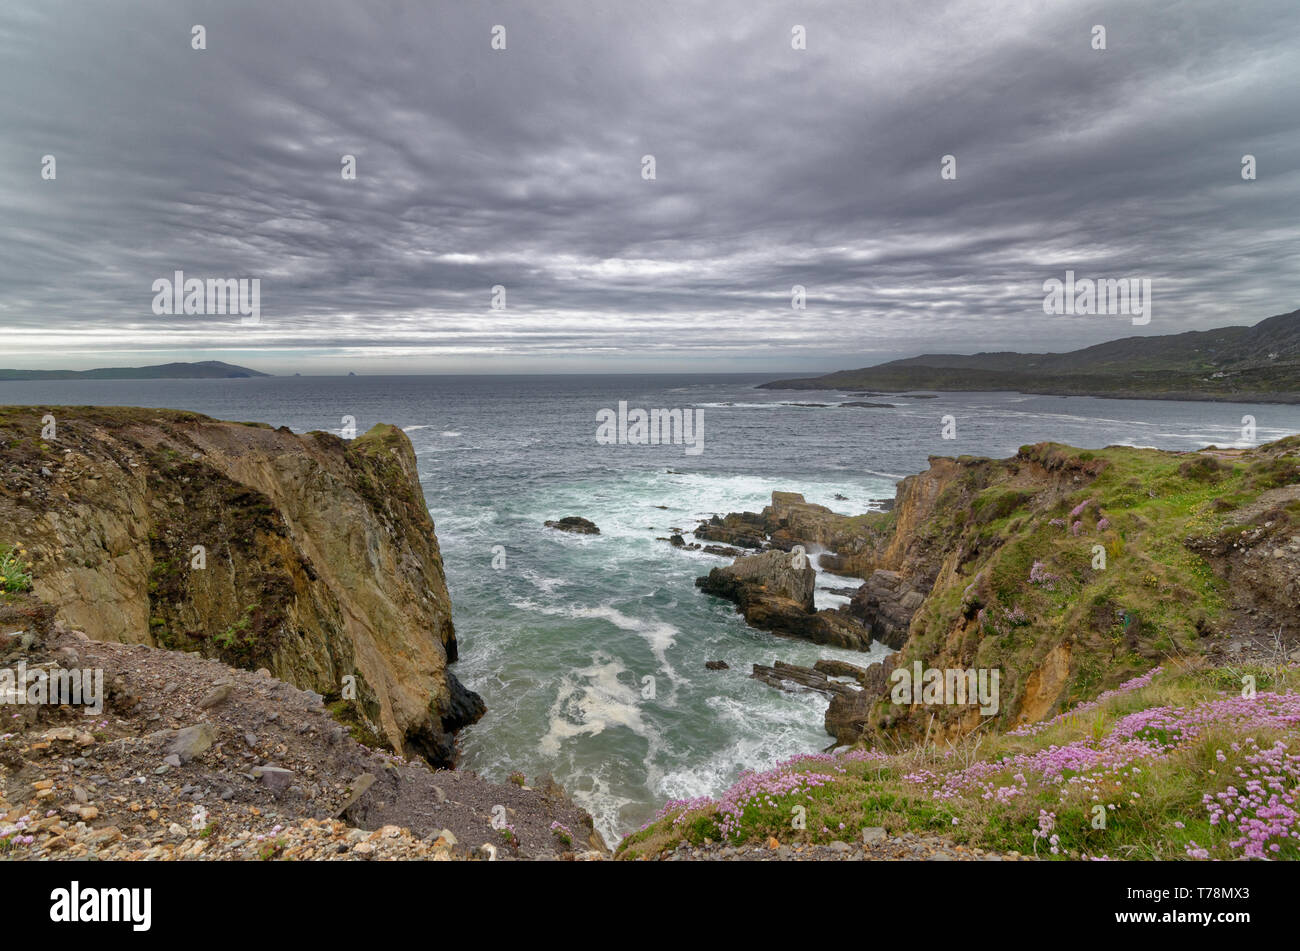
[0,406,482,768]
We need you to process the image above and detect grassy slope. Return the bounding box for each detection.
[877,440,1300,740]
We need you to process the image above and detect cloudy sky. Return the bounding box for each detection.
[2,0,1298,375]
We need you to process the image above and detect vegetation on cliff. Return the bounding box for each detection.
[619,660,1300,861]
[861,437,1300,741]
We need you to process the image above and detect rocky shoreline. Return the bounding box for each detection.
[690,439,1300,749]
[6,405,1300,861]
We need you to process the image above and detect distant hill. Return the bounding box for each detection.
[0,361,270,381]
[760,308,1300,402]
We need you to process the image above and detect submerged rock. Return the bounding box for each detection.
[545,516,600,535]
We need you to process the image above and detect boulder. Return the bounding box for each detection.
[697,550,873,649]
[252,764,296,795]
[166,723,215,764]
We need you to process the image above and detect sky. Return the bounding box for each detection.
[2,0,1299,375]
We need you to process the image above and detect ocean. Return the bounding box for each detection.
[4,373,1299,844]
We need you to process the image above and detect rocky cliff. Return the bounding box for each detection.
[0,406,482,767]
[696,437,1300,747]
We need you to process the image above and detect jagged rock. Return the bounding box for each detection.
[848,570,926,649]
[698,548,815,609]
[544,516,600,535]
[694,512,768,549]
[813,658,873,686]
[705,660,729,670]
[825,655,898,744]
[697,550,873,649]
[532,772,567,802]
[751,661,857,699]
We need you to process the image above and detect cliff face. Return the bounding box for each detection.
[840,439,1300,744]
[0,406,482,766]
[699,438,1300,747]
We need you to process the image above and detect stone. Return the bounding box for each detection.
[848,570,926,650]
[334,773,377,818]
[166,723,215,764]
[252,765,295,795]
[198,683,234,709]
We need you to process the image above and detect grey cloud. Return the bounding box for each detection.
[1,0,1298,373]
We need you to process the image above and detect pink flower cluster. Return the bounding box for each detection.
[1198,737,1300,859]
[1032,809,1061,854]
[714,767,837,840]
[1009,666,1165,738]
[1028,561,1059,589]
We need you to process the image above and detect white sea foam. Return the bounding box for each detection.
[539,653,652,757]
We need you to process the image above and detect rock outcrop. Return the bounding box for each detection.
[696,549,873,650]
[0,406,481,768]
[847,569,926,649]
[708,438,1300,749]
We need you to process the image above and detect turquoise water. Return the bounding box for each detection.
[5,374,1300,843]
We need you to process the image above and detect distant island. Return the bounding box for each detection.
[761,307,1300,403]
[0,360,269,381]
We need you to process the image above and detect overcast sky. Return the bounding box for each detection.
[2,0,1298,375]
